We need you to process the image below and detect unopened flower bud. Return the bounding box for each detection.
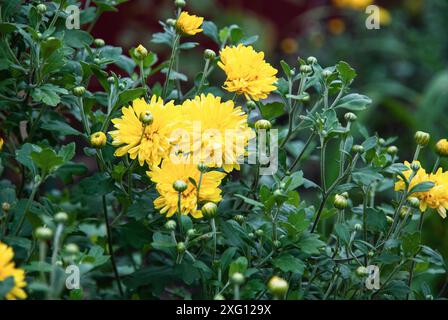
[356,266,368,276]
[246,100,257,110]
[90,132,107,148]
[173,180,188,192]
[248,232,255,238]
[186,229,196,237]
[201,202,217,219]
[255,119,272,130]
[273,240,282,248]
[166,18,177,27]
[255,229,264,237]
[2,202,10,212]
[352,145,364,154]
[73,86,86,97]
[231,272,245,285]
[214,294,225,300]
[203,49,216,60]
[400,206,410,217]
[37,4,47,14]
[300,65,312,74]
[435,139,448,157]
[233,215,245,223]
[378,138,386,146]
[93,58,101,64]
[410,162,420,171]
[135,44,148,60]
[386,216,394,224]
[175,0,186,8]
[408,197,420,209]
[165,220,177,230]
[387,146,398,155]
[65,243,79,255]
[54,211,68,224]
[300,92,310,103]
[107,76,115,84]
[94,38,105,48]
[307,56,318,65]
[344,112,357,122]
[414,131,430,147]
[268,276,289,297]
[197,163,208,172]
[139,110,154,125]
[334,194,348,210]
[354,223,362,231]
[176,242,186,253]
[368,251,374,257]
[35,227,53,241]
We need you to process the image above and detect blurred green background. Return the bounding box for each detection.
[91,0,448,292]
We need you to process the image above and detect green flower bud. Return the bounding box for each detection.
[356,266,368,276]
[354,223,362,231]
[166,18,177,27]
[300,65,312,74]
[73,86,86,97]
[300,92,310,103]
[414,131,430,147]
[368,251,374,257]
[248,232,255,238]
[36,4,47,14]
[203,49,216,60]
[333,194,348,210]
[246,100,257,110]
[255,119,272,130]
[407,197,420,209]
[268,276,289,297]
[352,145,364,154]
[2,202,11,212]
[165,220,177,231]
[307,56,318,65]
[65,243,79,255]
[344,112,357,122]
[93,58,101,64]
[214,294,225,300]
[400,206,410,217]
[426,294,434,300]
[175,0,186,8]
[378,138,386,146]
[135,44,148,59]
[197,163,208,173]
[173,180,188,192]
[322,69,333,78]
[201,202,217,219]
[35,227,53,241]
[90,132,107,149]
[410,162,420,171]
[386,145,398,155]
[231,272,245,285]
[273,240,282,248]
[107,76,115,84]
[233,214,245,223]
[255,229,264,237]
[139,110,154,125]
[94,38,105,48]
[54,211,68,224]
[386,215,394,224]
[176,242,186,253]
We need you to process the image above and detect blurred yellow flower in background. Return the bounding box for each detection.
[218,44,278,101]
[181,93,255,172]
[395,161,448,218]
[109,96,183,167]
[327,18,346,35]
[379,7,392,26]
[0,137,4,151]
[0,242,27,300]
[147,155,226,218]
[176,11,203,36]
[280,38,299,54]
[332,0,373,10]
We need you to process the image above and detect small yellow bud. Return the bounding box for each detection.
[344,112,357,122]
[300,65,312,74]
[36,4,47,14]
[386,216,394,224]
[435,139,448,157]
[356,266,368,276]
[176,242,186,253]
[352,145,364,154]
[0,137,4,151]
[255,119,272,130]
[175,0,186,8]
[135,44,148,59]
[306,56,318,65]
[90,132,107,149]
[201,202,217,219]
[268,276,289,297]
[414,131,430,146]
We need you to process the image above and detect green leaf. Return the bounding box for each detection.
[280,60,292,77]
[365,208,387,233]
[79,173,114,196]
[16,143,42,171]
[202,21,219,44]
[229,257,248,277]
[30,148,64,173]
[273,254,305,274]
[65,29,93,48]
[116,88,146,107]
[234,194,264,208]
[41,120,82,136]
[401,232,421,256]
[31,84,68,106]
[336,61,357,85]
[0,277,15,298]
[334,223,351,244]
[335,93,371,111]
[259,102,285,120]
[297,233,325,255]
[41,37,62,59]
[409,181,435,195]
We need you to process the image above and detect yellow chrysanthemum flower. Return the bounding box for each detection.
[181,94,255,172]
[218,44,278,101]
[395,161,448,218]
[176,12,203,36]
[147,155,226,218]
[0,137,4,151]
[332,0,373,10]
[0,242,27,300]
[109,96,184,167]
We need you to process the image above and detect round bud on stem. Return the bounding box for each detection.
[54,211,68,224]
[135,44,148,60]
[408,197,420,209]
[307,56,318,65]
[344,112,357,123]
[65,243,79,255]
[246,100,257,110]
[73,86,86,97]
[231,272,245,285]
[410,162,420,171]
[268,276,289,297]
[107,76,115,84]
[378,138,386,146]
[35,227,53,241]
[414,131,430,147]
[197,163,208,173]
[166,18,177,27]
[139,110,154,125]
[352,145,364,154]
[90,132,107,149]
[334,194,348,210]
[186,228,196,237]
[300,65,312,74]
[255,119,272,130]
[354,223,362,231]
[435,139,448,157]
[175,0,186,8]
[214,294,225,300]
[368,251,374,257]
[386,215,394,224]
[273,240,281,248]
[386,145,398,156]
[233,215,245,223]
[173,180,188,192]
[94,38,105,48]
[93,58,101,64]
[37,4,47,14]
[201,202,217,219]
[203,49,216,60]
[165,220,177,231]
[322,69,333,78]
[176,242,186,253]
[356,266,368,276]
[2,202,11,212]
[255,229,264,237]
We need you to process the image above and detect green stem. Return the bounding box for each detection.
[211,218,217,261]
[162,34,181,99]
[78,97,91,136]
[196,59,211,95]
[407,213,424,299]
[289,132,315,172]
[14,180,41,236]
[432,156,440,173]
[48,223,64,299]
[413,145,422,162]
[177,191,184,235]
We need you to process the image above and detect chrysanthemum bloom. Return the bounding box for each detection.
[180,94,255,172]
[395,161,448,218]
[147,155,226,218]
[175,12,203,36]
[109,96,184,167]
[218,44,278,101]
[0,242,27,300]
